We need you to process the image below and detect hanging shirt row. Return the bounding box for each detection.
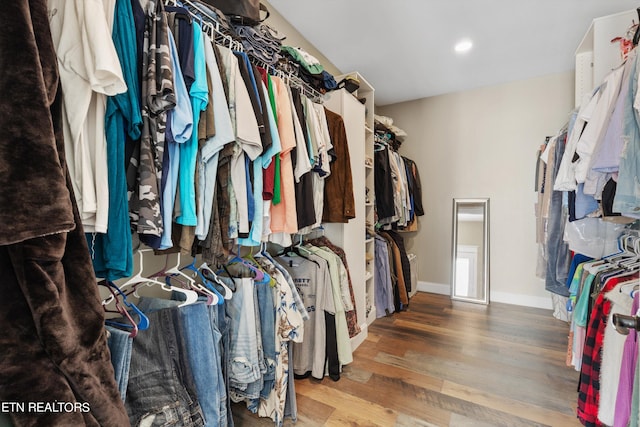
[48,0,355,281]
[103,237,358,426]
[552,47,640,222]
[374,128,424,230]
[561,239,639,427]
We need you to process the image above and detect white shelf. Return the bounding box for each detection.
[365,271,373,281]
[365,163,373,170]
[324,83,372,352]
[365,238,374,244]
[365,125,373,134]
[365,202,374,207]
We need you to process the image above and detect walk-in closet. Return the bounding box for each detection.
[2,1,640,426]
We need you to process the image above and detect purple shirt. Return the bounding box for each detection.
[614,293,639,427]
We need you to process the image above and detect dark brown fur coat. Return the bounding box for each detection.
[0,2,130,426]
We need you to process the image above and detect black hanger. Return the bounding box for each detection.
[279,244,320,267]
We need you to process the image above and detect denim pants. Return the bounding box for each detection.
[106,325,134,402]
[223,278,262,393]
[178,303,223,427]
[137,299,224,427]
[545,134,571,296]
[125,300,204,427]
[209,303,233,427]
[246,279,276,412]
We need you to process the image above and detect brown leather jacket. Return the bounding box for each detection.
[322,108,355,223]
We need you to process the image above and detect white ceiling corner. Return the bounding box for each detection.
[268,0,640,105]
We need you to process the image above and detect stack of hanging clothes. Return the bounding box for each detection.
[374,230,412,316]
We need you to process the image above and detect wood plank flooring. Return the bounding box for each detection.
[232,292,582,426]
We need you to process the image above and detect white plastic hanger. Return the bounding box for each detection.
[104,249,199,308]
[161,253,219,305]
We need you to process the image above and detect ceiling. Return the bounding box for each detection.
[268,0,640,105]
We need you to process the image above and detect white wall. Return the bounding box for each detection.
[378,71,574,308]
[262,1,342,76]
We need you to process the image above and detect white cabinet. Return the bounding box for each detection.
[324,72,375,351]
[575,10,636,107]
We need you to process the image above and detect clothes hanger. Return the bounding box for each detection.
[101,281,150,335]
[157,252,219,305]
[198,260,234,299]
[181,257,227,303]
[279,235,320,267]
[604,234,636,265]
[619,281,639,297]
[226,248,265,281]
[117,250,198,307]
[132,274,200,308]
[243,246,277,287]
[102,282,139,337]
[168,272,216,305]
[103,249,166,305]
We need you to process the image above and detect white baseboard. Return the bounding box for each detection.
[416,281,553,309]
[490,291,552,310]
[416,281,450,295]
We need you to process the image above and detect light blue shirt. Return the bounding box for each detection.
[176,22,208,226]
[160,30,193,249]
[238,80,281,246]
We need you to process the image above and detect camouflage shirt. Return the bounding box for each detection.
[129,0,176,236]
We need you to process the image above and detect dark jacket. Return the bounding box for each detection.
[322,108,355,223]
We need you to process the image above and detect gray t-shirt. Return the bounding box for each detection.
[279,255,333,378]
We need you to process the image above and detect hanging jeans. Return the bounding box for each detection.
[106,325,134,402]
[179,303,223,427]
[209,303,233,427]
[545,133,571,296]
[224,277,262,395]
[125,299,205,427]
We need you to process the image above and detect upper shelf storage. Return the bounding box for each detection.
[575,9,636,107]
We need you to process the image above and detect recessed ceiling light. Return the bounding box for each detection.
[454,39,473,53]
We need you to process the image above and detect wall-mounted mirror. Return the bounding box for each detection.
[451,198,490,304]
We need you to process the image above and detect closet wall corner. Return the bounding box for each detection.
[324,72,375,350]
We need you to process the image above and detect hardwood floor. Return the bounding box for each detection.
[233,292,582,426]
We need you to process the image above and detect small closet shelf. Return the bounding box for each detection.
[365,271,373,281]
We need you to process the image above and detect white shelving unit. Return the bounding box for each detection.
[324,72,375,351]
[575,9,635,107]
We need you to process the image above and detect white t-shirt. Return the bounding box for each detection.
[554,92,597,192]
[49,0,126,233]
[574,65,625,184]
[290,89,312,183]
